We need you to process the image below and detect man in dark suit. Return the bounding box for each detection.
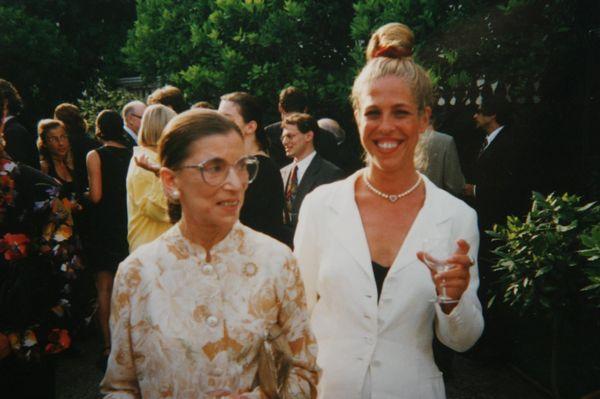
[280,113,344,237]
[465,97,530,256]
[265,86,339,168]
[464,96,530,360]
[0,79,39,168]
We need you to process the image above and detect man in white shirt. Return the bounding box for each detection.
[280,113,344,234]
[121,101,146,147]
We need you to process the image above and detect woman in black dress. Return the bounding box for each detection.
[85,110,132,362]
[218,92,287,244]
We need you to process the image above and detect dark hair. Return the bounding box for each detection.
[278,86,308,113]
[283,113,319,136]
[220,91,269,152]
[147,85,187,114]
[54,103,88,139]
[158,109,242,222]
[95,110,127,143]
[0,79,24,115]
[479,96,511,126]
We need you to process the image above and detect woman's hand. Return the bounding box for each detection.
[417,239,474,313]
[134,154,160,176]
[0,333,11,360]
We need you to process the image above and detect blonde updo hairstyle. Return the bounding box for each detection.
[139,104,177,148]
[352,22,433,115]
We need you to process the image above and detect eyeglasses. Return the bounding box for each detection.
[280,132,301,143]
[177,155,259,186]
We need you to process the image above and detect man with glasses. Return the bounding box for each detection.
[280,113,343,236]
[121,100,146,148]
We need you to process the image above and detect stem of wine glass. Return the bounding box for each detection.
[441,264,449,301]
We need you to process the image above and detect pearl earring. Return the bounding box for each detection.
[171,190,180,200]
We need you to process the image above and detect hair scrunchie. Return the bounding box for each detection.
[372,45,412,59]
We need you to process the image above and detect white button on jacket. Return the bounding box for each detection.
[294,171,484,399]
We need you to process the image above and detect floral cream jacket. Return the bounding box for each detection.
[100,222,319,398]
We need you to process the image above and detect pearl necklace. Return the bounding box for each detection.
[362,172,422,203]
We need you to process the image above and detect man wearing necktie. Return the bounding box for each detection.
[280,113,344,243]
[464,96,530,360]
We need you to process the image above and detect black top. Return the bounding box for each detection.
[3,117,40,169]
[69,132,101,193]
[372,261,390,301]
[88,146,132,271]
[240,155,287,245]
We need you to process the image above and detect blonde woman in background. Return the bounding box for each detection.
[126,104,177,251]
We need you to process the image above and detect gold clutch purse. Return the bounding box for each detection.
[256,324,294,399]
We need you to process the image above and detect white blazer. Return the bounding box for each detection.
[294,171,484,399]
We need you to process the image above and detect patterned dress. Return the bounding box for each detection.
[101,222,319,398]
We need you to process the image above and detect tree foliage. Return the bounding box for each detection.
[0,1,135,120]
[490,192,600,315]
[124,0,355,121]
[0,5,76,118]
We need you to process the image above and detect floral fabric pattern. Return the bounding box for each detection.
[0,159,84,361]
[101,222,319,399]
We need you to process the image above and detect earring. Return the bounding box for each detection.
[171,190,180,200]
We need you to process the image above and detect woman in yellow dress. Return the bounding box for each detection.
[126,104,176,252]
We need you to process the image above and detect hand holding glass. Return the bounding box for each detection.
[421,238,459,304]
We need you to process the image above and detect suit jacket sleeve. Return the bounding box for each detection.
[443,137,465,196]
[4,122,39,169]
[433,207,484,352]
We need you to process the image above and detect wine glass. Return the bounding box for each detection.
[421,237,459,304]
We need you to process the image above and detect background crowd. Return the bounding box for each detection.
[0,1,599,398]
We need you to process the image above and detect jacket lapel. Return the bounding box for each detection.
[326,171,373,278]
[295,155,321,200]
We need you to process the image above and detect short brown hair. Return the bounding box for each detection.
[158,109,242,222]
[147,85,187,113]
[283,112,318,135]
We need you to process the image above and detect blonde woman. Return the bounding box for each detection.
[295,23,482,398]
[126,104,177,251]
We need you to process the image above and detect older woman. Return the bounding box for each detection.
[294,23,483,398]
[101,109,318,398]
[126,104,176,252]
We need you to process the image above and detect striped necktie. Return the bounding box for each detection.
[284,165,298,224]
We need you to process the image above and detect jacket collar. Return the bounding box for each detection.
[325,169,451,276]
